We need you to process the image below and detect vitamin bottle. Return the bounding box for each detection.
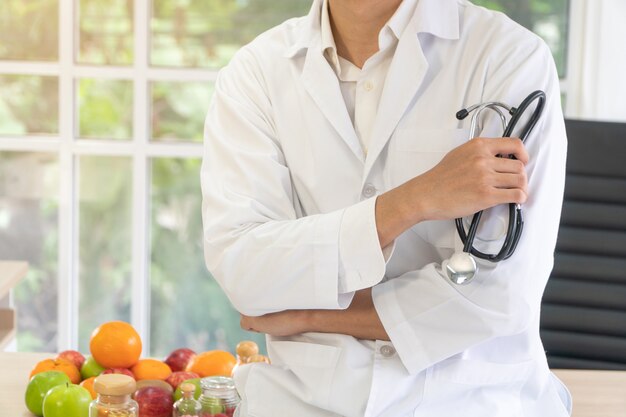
[89,374,138,417]
[174,382,202,417]
[199,376,240,417]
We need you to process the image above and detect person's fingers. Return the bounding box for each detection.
[475,137,529,164]
[492,172,528,191]
[492,157,526,174]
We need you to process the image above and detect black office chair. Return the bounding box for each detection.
[540,119,626,370]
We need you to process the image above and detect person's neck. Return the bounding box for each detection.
[329,0,402,68]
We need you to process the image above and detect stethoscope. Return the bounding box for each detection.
[445,90,546,285]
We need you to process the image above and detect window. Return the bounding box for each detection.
[0,0,310,355]
[472,0,571,79]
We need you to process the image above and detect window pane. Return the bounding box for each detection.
[0,75,58,136]
[472,0,569,77]
[78,0,133,65]
[150,0,311,68]
[0,0,59,61]
[78,156,132,352]
[151,82,213,142]
[149,158,265,356]
[0,152,59,352]
[77,79,133,140]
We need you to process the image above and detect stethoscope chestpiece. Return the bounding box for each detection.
[445,252,478,285]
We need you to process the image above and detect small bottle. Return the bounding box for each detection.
[173,382,202,417]
[90,374,138,417]
[231,341,259,376]
[199,376,240,417]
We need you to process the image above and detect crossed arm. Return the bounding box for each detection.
[240,137,529,340]
[240,287,390,340]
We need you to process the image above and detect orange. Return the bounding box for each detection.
[90,321,142,369]
[185,350,237,378]
[130,359,172,381]
[30,358,81,384]
[79,376,97,399]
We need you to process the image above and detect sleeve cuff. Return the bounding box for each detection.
[337,197,389,294]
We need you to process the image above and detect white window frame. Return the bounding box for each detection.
[0,0,216,354]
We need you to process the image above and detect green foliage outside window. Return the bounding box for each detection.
[472,0,569,77]
[0,0,58,61]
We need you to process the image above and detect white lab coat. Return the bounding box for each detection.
[201,0,572,416]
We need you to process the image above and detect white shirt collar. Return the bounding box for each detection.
[284,0,460,59]
[320,0,419,75]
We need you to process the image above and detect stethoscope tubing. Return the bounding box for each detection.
[455,90,546,263]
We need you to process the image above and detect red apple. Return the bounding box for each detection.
[165,371,200,389]
[134,386,173,417]
[163,348,196,372]
[102,368,135,379]
[56,350,86,370]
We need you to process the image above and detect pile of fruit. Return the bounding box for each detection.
[25,321,268,417]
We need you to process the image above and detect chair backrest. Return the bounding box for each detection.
[540,119,626,370]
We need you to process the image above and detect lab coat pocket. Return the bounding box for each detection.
[388,128,468,249]
[418,358,532,417]
[266,340,341,410]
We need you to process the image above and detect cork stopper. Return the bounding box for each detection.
[180,382,196,393]
[94,374,136,396]
[235,341,259,362]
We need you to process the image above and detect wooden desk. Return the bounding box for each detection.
[1,353,625,416]
[554,369,626,417]
[1,352,50,416]
[0,261,28,349]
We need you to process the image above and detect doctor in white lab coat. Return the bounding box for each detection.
[201,0,571,416]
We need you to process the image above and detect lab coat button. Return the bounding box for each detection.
[380,344,396,357]
[363,80,374,91]
[363,184,376,198]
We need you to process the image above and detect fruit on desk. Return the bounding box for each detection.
[42,383,91,417]
[29,358,81,384]
[25,371,71,416]
[164,347,196,372]
[186,350,237,377]
[173,377,201,401]
[79,376,97,399]
[135,378,174,394]
[56,350,86,370]
[134,386,174,417]
[102,367,136,379]
[80,356,106,380]
[130,358,172,381]
[90,320,142,369]
[165,370,200,389]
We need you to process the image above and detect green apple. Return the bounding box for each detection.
[42,383,92,417]
[25,371,71,416]
[173,377,201,401]
[80,356,105,380]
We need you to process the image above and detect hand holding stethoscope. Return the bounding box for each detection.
[445,90,546,285]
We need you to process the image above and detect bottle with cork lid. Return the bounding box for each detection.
[173,382,202,417]
[89,374,138,417]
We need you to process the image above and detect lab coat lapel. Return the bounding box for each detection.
[301,45,365,162]
[363,24,429,178]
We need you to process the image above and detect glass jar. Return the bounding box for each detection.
[174,382,202,417]
[199,376,240,417]
[89,374,138,417]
